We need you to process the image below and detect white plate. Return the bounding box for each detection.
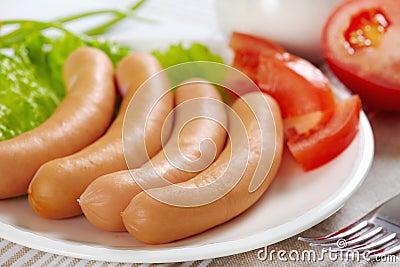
[0,0,375,263]
[0,111,374,263]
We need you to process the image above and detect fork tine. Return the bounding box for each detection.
[349,232,397,251]
[343,225,383,247]
[298,220,369,244]
[367,238,400,260]
[309,224,382,248]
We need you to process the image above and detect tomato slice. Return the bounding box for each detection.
[287,95,361,171]
[229,32,285,80]
[257,52,335,118]
[322,0,400,111]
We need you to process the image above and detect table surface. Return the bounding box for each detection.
[1,0,400,266]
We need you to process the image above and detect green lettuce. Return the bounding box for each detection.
[152,43,227,100]
[152,43,223,68]
[0,45,59,140]
[0,33,129,141]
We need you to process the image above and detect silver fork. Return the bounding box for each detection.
[299,193,400,260]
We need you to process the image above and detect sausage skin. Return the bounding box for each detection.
[28,52,173,218]
[0,47,116,199]
[80,80,228,231]
[122,92,284,244]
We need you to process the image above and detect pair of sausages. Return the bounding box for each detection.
[121,92,284,244]
[28,52,174,218]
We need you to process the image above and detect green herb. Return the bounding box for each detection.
[82,0,151,36]
[0,0,149,47]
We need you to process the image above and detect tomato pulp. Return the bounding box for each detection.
[322,0,400,111]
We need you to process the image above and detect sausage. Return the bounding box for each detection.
[80,80,228,231]
[27,52,173,218]
[0,47,116,199]
[121,92,284,244]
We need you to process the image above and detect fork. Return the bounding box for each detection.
[299,193,400,260]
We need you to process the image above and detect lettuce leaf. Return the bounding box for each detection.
[152,43,227,100]
[0,32,129,141]
[152,43,223,68]
[0,45,60,140]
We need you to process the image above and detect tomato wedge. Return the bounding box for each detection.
[228,32,361,171]
[229,32,285,80]
[322,0,400,111]
[257,52,335,118]
[287,95,361,171]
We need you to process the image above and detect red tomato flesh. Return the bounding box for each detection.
[288,95,361,171]
[322,0,400,111]
[257,52,335,118]
[343,8,391,53]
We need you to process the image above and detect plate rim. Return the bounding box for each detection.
[0,112,374,263]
